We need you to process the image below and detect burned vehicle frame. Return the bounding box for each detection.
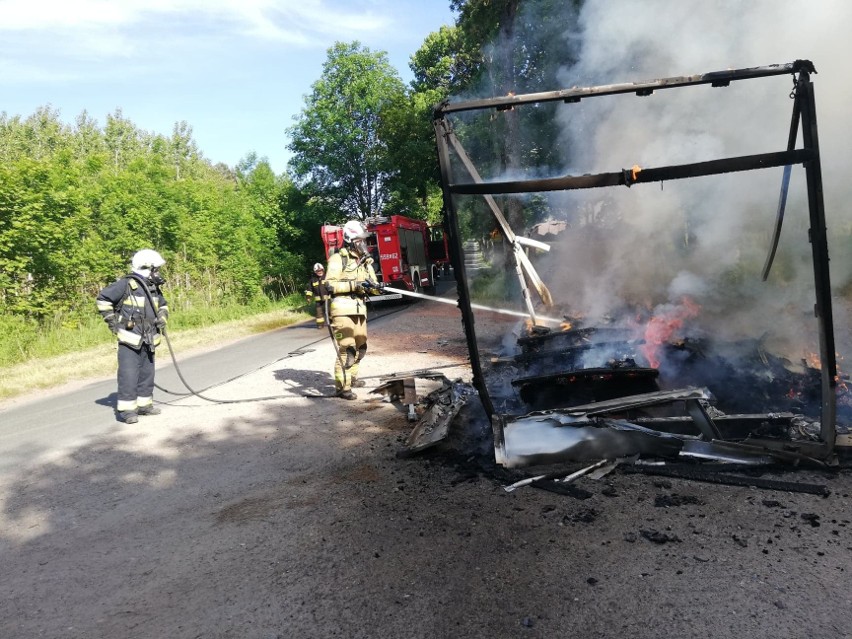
[432,60,844,469]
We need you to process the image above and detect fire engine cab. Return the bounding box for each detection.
[320,215,448,302]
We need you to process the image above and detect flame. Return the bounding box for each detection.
[641,297,701,368]
[835,352,849,394]
[560,320,572,331]
[804,351,821,369]
[524,318,553,335]
[803,350,850,395]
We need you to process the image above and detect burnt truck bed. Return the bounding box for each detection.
[432,60,848,468]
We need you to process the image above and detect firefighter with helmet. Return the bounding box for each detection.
[96,248,169,423]
[305,262,328,329]
[324,220,383,399]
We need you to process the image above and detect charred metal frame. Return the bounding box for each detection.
[433,60,838,456]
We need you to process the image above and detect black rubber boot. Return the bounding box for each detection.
[337,390,357,400]
[351,379,366,388]
[118,411,139,424]
[138,405,162,416]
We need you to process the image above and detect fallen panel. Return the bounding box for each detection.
[679,439,775,465]
[565,387,714,415]
[494,412,684,468]
[404,377,472,454]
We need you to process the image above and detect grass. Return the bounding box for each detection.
[0,303,312,403]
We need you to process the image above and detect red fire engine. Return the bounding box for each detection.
[320,215,449,301]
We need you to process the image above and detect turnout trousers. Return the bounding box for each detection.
[116,342,156,413]
[331,314,367,392]
[315,300,326,327]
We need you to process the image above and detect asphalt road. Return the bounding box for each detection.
[3,278,852,639]
[0,300,412,479]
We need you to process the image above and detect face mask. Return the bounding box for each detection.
[150,268,165,286]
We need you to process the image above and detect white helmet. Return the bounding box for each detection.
[342,220,368,244]
[131,249,165,277]
[313,262,325,274]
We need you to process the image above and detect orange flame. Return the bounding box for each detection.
[834,352,849,394]
[641,297,701,368]
[804,351,821,369]
[800,351,851,398]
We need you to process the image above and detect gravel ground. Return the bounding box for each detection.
[1,298,851,639]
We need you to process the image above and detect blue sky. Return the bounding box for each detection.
[0,0,457,174]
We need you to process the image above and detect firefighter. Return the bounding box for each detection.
[96,248,169,424]
[324,220,382,399]
[305,262,327,329]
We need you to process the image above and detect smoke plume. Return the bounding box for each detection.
[535,0,851,366]
[545,0,852,366]
[447,0,852,414]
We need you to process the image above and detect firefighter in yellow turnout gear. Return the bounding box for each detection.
[324,220,382,400]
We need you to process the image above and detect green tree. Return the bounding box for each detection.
[287,41,407,220]
[0,105,318,322]
[439,0,584,231]
[104,109,146,174]
[410,25,479,96]
[169,121,199,181]
[380,24,476,222]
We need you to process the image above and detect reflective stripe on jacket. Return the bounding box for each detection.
[96,275,168,349]
[325,248,377,318]
[309,273,327,301]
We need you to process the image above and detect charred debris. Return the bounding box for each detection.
[399,60,852,495]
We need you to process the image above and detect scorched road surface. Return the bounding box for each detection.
[1,295,851,639]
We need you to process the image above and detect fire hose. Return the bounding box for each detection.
[387,285,566,325]
[156,328,317,404]
[308,293,349,398]
[143,277,554,404]
[127,274,318,405]
[154,280,404,403]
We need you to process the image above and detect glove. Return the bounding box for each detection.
[364,281,384,294]
[155,311,168,329]
[105,314,119,334]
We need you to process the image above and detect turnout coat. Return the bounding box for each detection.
[96,274,168,349]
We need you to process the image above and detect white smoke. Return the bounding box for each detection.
[531,0,852,365]
[447,0,852,418]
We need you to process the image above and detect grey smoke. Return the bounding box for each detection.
[449,1,852,403]
[540,0,852,364]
